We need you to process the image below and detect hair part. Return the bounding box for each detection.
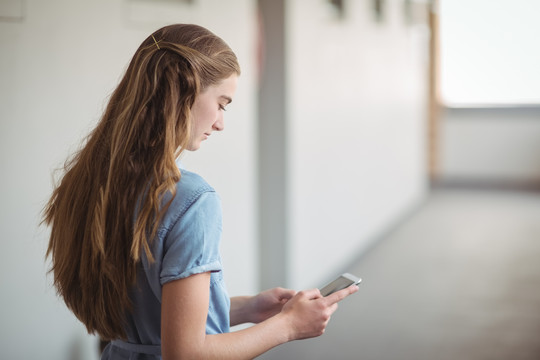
[43,24,240,340]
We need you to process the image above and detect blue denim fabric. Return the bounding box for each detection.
[101,165,230,360]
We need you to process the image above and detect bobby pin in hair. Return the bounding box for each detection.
[151,35,161,50]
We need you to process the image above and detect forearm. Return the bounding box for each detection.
[165,313,291,360]
[208,314,291,359]
[230,288,297,326]
[230,296,254,326]
[162,275,357,360]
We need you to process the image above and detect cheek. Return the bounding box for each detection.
[200,109,218,127]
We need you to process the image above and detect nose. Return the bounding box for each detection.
[213,114,224,131]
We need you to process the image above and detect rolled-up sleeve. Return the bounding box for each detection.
[160,190,223,285]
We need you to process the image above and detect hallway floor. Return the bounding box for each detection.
[260,188,540,360]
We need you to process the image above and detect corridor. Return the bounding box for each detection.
[261,188,540,360]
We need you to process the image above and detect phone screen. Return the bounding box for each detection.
[319,273,361,297]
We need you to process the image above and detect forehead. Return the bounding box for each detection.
[203,75,238,96]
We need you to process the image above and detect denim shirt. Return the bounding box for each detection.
[101,166,230,359]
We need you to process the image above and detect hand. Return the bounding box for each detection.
[279,285,359,341]
[249,287,296,323]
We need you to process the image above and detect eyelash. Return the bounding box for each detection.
[219,104,227,111]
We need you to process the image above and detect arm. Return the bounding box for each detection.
[230,287,296,326]
[162,272,289,359]
[161,272,358,360]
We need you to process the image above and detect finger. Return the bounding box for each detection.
[297,288,323,300]
[324,284,359,305]
[327,302,339,316]
[279,288,297,301]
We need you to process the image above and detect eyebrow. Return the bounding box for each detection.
[220,95,233,104]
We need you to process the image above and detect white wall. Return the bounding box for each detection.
[0,1,256,359]
[440,107,540,183]
[286,0,430,289]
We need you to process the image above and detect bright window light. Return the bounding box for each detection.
[439,0,540,107]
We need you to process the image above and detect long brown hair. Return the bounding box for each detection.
[43,24,240,340]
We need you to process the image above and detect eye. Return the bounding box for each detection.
[219,104,227,111]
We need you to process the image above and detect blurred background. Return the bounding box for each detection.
[1,0,539,359]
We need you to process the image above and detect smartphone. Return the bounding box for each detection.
[319,273,362,297]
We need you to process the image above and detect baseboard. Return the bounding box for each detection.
[431,178,540,193]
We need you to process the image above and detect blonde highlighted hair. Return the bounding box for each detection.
[43,24,240,340]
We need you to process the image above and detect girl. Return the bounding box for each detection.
[43,24,358,359]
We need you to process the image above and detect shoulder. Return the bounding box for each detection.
[161,169,220,231]
[176,168,215,199]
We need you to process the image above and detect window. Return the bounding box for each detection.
[439,0,540,106]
